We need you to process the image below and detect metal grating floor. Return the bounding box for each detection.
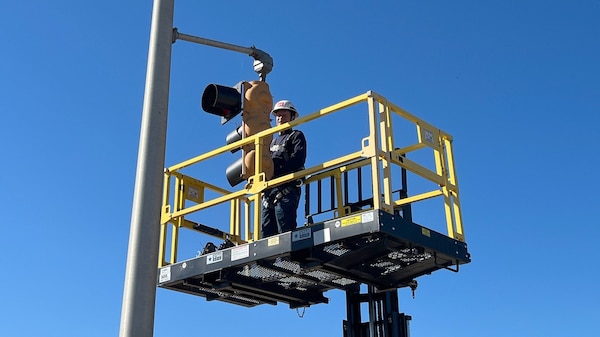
[158,210,470,308]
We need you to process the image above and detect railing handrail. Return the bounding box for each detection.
[159,91,465,267]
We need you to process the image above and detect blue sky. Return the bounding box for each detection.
[1,1,599,336]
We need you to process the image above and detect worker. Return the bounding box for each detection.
[261,100,307,238]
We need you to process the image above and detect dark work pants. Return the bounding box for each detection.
[261,187,301,238]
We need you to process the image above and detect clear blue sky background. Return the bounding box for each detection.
[1,1,599,336]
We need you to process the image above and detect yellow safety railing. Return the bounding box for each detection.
[158,91,465,267]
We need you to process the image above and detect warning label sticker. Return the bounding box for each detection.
[231,245,250,262]
[341,215,362,227]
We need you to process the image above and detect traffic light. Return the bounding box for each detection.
[201,82,244,125]
[225,156,245,186]
[225,125,243,153]
[201,80,274,187]
[225,126,244,186]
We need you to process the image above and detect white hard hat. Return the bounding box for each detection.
[271,100,299,118]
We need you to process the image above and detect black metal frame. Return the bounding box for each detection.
[344,286,411,337]
[158,162,470,336]
[157,209,470,309]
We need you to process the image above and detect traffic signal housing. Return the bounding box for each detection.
[201,82,244,125]
[201,80,274,187]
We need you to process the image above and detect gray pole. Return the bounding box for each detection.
[119,0,174,336]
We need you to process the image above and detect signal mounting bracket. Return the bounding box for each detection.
[173,28,273,81]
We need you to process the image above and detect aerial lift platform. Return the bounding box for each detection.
[156,91,470,335]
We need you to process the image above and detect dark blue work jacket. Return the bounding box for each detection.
[270,129,307,180]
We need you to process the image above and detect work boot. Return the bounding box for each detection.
[218,239,235,250]
[202,242,217,254]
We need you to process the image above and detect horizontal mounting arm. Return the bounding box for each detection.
[173,28,273,81]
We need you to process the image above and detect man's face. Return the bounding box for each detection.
[274,109,293,126]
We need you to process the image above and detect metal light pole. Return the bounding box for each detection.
[119,0,273,334]
[119,0,174,336]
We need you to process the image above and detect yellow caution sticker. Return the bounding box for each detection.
[341,215,362,227]
[267,236,280,246]
[421,228,431,237]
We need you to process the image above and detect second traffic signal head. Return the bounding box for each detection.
[225,156,245,187]
[226,125,243,153]
[201,82,244,124]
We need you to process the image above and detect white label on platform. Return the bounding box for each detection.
[187,186,199,199]
[313,228,331,245]
[159,266,171,283]
[292,228,312,242]
[362,211,374,223]
[231,245,250,261]
[206,251,223,265]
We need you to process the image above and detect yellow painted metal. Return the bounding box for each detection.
[229,199,237,238]
[390,152,445,185]
[366,96,384,212]
[417,122,442,151]
[252,193,261,242]
[158,220,168,267]
[171,189,248,219]
[243,197,251,241]
[394,143,427,155]
[171,174,186,264]
[299,151,364,184]
[334,171,346,216]
[443,137,465,241]
[379,101,394,155]
[378,100,394,213]
[158,90,467,266]
[393,190,443,206]
[170,221,179,264]
[158,172,171,267]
